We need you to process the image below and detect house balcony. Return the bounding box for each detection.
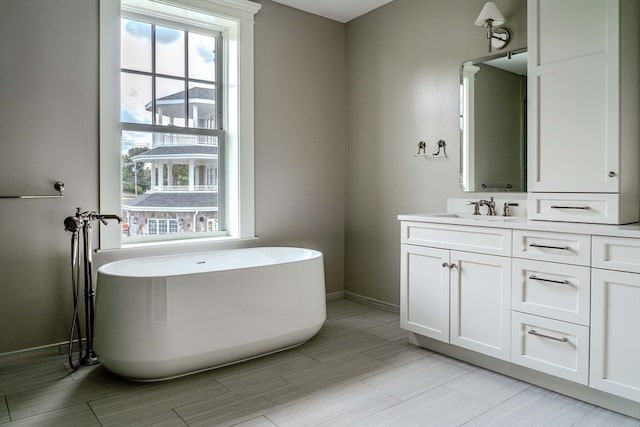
[150,185,218,192]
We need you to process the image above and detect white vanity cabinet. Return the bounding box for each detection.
[398,215,640,417]
[527,0,640,224]
[590,236,640,402]
[400,222,512,360]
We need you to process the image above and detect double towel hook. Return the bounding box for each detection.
[414,140,447,158]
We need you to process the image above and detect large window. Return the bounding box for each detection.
[120,13,224,241]
[99,0,260,249]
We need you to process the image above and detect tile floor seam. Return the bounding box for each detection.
[457,399,502,427]
[569,406,599,426]
[263,413,278,427]
[2,396,9,424]
[172,407,189,426]
[355,378,403,406]
[456,385,547,427]
[85,401,103,427]
[441,383,503,408]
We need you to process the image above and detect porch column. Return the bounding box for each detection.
[158,162,164,190]
[167,161,173,188]
[150,163,156,189]
[192,104,199,129]
[188,159,195,191]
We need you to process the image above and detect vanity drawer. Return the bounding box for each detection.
[592,236,640,274]
[527,193,625,224]
[513,230,590,266]
[512,259,590,325]
[401,221,511,256]
[511,311,589,385]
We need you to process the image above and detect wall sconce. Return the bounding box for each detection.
[474,2,510,52]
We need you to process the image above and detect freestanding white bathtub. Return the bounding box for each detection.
[94,247,326,381]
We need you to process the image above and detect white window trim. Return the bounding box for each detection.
[99,0,259,250]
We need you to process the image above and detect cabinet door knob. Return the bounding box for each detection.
[442,262,449,268]
[608,171,617,177]
[449,263,457,269]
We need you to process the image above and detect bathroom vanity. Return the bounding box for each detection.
[398,213,640,417]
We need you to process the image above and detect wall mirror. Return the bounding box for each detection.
[460,49,527,192]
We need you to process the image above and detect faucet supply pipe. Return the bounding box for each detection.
[81,220,99,365]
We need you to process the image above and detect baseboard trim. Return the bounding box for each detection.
[325,291,345,302]
[0,339,84,360]
[344,291,399,313]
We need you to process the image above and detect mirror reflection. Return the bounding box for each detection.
[460,49,527,192]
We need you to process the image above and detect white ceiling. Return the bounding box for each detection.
[270,0,395,23]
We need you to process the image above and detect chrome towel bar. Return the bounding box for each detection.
[0,181,65,199]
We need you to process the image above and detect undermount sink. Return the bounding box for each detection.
[429,213,523,222]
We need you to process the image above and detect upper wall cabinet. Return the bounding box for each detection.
[527,0,640,224]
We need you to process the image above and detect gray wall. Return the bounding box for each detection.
[254,1,346,299]
[344,0,526,304]
[0,0,101,353]
[0,0,346,353]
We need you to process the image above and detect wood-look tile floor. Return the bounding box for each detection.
[1,299,639,426]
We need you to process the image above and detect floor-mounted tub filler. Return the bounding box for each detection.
[95,247,326,381]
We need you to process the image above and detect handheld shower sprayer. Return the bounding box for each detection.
[64,216,81,233]
[63,208,122,370]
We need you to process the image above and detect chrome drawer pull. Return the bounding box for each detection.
[550,205,590,210]
[529,275,569,285]
[528,329,568,343]
[529,243,569,251]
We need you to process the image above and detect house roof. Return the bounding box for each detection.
[123,192,217,211]
[156,86,215,102]
[145,86,216,118]
[131,145,217,161]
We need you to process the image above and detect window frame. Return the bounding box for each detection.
[99,0,260,250]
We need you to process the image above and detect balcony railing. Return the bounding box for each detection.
[153,133,217,146]
[151,185,218,192]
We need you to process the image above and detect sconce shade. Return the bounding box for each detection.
[475,2,506,27]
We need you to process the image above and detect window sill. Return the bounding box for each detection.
[94,236,258,264]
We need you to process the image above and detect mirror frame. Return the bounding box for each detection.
[459,48,527,193]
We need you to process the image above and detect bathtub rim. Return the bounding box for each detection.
[96,246,323,278]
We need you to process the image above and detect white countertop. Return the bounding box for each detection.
[397,213,640,239]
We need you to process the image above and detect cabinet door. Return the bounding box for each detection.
[450,251,511,360]
[528,0,619,193]
[400,245,450,342]
[590,269,640,402]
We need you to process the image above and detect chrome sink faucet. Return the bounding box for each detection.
[467,196,497,216]
[480,196,497,216]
